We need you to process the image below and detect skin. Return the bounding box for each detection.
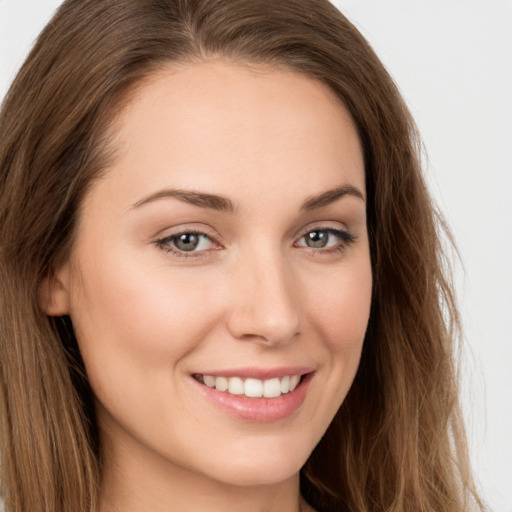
[45,60,372,512]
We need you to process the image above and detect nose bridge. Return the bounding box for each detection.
[227,242,300,345]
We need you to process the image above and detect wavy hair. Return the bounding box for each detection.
[0,0,484,510]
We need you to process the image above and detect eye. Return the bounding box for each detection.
[296,228,355,250]
[156,230,217,255]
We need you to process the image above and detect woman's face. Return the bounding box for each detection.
[50,61,372,489]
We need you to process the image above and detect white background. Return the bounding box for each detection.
[1,1,511,510]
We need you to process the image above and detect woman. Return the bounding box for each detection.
[0,0,485,511]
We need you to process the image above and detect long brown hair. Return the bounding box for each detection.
[0,1,484,510]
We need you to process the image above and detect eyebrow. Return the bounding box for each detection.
[132,189,237,213]
[131,183,365,213]
[300,184,365,210]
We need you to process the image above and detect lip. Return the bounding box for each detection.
[195,366,315,380]
[191,367,315,422]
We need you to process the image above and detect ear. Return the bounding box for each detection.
[39,264,71,316]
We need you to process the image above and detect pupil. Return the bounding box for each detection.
[307,230,328,248]
[175,233,199,251]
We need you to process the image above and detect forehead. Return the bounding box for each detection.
[93,60,365,209]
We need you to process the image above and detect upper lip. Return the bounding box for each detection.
[192,366,315,380]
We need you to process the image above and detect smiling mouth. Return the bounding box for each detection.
[193,374,303,399]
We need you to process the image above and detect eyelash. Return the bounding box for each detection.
[155,229,220,259]
[295,227,356,254]
[155,226,356,259]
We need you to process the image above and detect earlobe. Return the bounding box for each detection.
[39,265,71,316]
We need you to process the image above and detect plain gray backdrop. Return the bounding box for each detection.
[1,1,511,510]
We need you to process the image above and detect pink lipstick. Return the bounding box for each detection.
[191,367,314,422]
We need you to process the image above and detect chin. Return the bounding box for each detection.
[205,460,303,488]
[191,435,313,487]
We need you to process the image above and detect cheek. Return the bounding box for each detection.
[304,255,372,410]
[68,249,221,395]
[282,255,372,444]
[307,259,372,352]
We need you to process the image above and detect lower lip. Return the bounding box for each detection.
[193,374,313,422]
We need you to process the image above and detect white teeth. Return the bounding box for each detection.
[244,378,263,397]
[215,376,228,392]
[200,374,303,398]
[228,377,244,395]
[263,378,281,398]
[203,375,216,388]
[280,375,290,394]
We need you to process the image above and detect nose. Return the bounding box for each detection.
[225,250,300,346]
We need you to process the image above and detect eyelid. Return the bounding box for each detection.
[154,225,224,257]
[295,221,352,240]
[155,224,222,244]
[153,221,356,259]
[293,222,357,251]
